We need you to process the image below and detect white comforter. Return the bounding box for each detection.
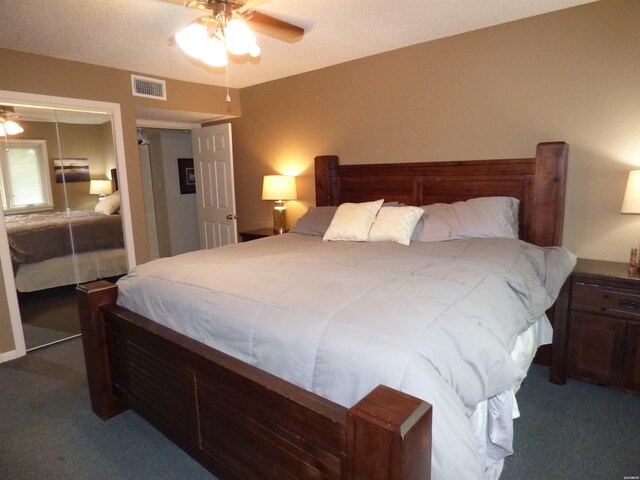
[117,234,575,479]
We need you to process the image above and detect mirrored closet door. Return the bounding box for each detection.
[0,103,127,351]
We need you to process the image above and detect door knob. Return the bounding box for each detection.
[226,214,238,220]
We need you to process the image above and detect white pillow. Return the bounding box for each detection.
[369,206,424,246]
[416,196,519,242]
[94,191,121,215]
[323,199,384,242]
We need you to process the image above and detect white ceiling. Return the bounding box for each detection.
[0,0,596,90]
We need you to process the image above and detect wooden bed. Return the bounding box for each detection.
[77,142,568,480]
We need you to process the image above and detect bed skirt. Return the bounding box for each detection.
[15,248,127,292]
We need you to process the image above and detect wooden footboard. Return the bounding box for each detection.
[77,281,432,480]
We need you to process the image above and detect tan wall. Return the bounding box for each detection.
[231,0,640,264]
[0,47,240,356]
[100,121,118,174]
[55,122,116,211]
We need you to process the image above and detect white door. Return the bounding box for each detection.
[192,123,237,249]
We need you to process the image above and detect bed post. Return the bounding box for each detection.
[315,155,340,206]
[110,167,118,192]
[77,280,127,420]
[347,385,432,479]
[532,142,568,247]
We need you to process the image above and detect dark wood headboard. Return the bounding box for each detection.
[314,142,568,247]
[110,168,118,192]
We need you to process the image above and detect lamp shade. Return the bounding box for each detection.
[0,119,24,136]
[621,170,640,214]
[90,179,113,196]
[262,175,297,201]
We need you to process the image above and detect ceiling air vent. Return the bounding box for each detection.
[131,75,166,100]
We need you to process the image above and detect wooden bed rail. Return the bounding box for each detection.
[77,281,432,479]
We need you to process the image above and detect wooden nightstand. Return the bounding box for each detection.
[238,228,287,242]
[550,258,640,395]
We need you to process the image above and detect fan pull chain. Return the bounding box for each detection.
[225,58,231,103]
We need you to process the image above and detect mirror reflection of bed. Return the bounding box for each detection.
[1,105,128,351]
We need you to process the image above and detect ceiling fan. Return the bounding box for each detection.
[179,0,305,43]
[0,106,24,137]
[163,0,304,100]
[164,0,304,68]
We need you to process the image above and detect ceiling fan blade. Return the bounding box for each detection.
[247,11,304,43]
[157,0,198,7]
[187,0,208,9]
[156,0,217,11]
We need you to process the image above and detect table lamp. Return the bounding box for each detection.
[621,170,640,214]
[262,175,297,234]
[621,170,640,273]
[90,179,113,201]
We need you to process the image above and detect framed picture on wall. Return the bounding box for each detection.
[53,158,90,183]
[178,158,196,194]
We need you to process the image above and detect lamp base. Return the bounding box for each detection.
[273,202,287,234]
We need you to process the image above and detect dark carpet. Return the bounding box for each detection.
[502,365,640,480]
[0,338,212,480]
[18,285,80,351]
[0,338,638,479]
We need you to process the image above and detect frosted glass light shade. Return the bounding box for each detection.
[90,179,113,196]
[175,23,209,59]
[621,170,640,214]
[249,43,261,58]
[200,37,228,67]
[225,19,256,56]
[0,119,24,136]
[262,175,297,201]
[175,17,259,67]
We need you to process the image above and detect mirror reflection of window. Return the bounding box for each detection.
[0,140,53,213]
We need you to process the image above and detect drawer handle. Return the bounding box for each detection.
[618,299,639,309]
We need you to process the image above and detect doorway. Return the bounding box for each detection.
[138,128,200,258]
[137,123,238,261]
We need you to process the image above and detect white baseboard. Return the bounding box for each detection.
[0,349,23,363]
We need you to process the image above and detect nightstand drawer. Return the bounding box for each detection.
[552,259,640,396]
[572,282,640,320]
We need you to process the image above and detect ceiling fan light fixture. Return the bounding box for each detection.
[3,120,24,136]
[175,14,260,67]
[0,109,24,137]
[200,37,228,67]
[175,22,209,59]
[249,43,260,58]
[224,18,257,56]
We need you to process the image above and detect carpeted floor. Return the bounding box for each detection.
[503,365,640,480]
[0,338,638,479]
[0,339,212,480]
[18,285,81,351]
